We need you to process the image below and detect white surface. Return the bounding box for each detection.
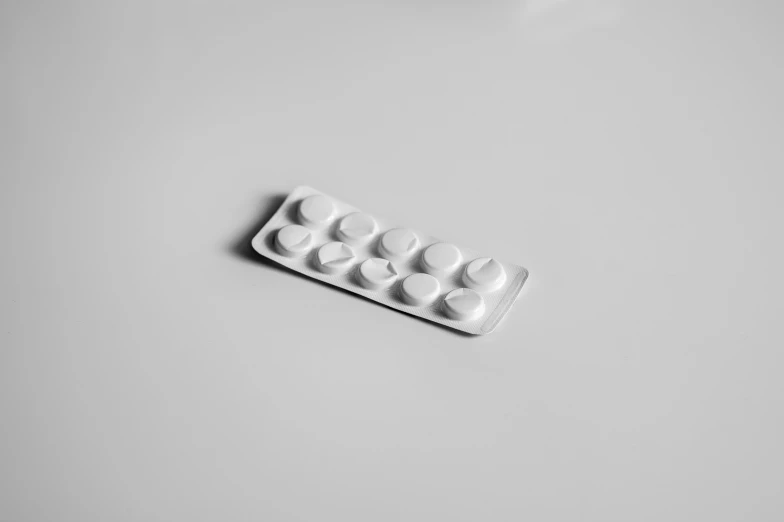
[316,242,356,275]
[421,242,462,277]
[442,288,487,321]
[275,224,313,257]
[298,194,337,229]
[2,1,783,521]
[380,228,421,261]
[464,257,507,292]
[401,273,441,306]
[359,258,399,290]
[337,212,378,246]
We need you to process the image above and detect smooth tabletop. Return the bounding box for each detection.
[2,1,783,521]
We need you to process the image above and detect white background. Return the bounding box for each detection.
[2,1,783,520]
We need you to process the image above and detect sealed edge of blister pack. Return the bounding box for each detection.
[250,186,529,335]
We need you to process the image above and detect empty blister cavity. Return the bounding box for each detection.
[379,228,419,260]
[337,212,377,246]
[298,194,336,229]
[421,242,462,277]
[442,288,485,321]
[400,273,440,306]
[463,257,507,293]
[316,241,356,274]
[275,224,313,258]
[358,258,398,290]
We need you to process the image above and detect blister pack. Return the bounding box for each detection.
[251,186,529,335]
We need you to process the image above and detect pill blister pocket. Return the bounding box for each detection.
[251,186,529,335]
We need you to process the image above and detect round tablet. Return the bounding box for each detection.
[442,288,485,321]
[336,212,378,246]
[316,241,356,274]
[379,228,419,260]
[297,195,336,229]
[400,273,440,306]
[275,224,313,257]
[421,242,462,277]
[462,257,507,292]
[357,258,398,290]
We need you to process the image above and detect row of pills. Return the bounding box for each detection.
[356,258,483,320]
[286,195,508,291]
[276,224,506,293]
[275,225,506,296]
[276,229,485,319]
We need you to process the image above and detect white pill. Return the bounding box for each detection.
[337,212,378,246]
[462,257,507,293]
[275,224,313,257]
[442,288,485,321]
[421,242,462,277]
[379,228,419,260]
[358,258,398,290]
[297,195,336,229]
[400,273,440,306]
[316,241,356,274]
